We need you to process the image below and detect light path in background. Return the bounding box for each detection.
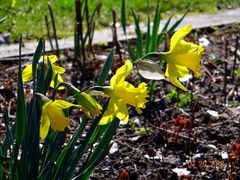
[0,8,239,60]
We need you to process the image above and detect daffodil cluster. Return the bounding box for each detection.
[23,55,149,140]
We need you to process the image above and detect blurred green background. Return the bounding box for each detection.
[0,0,239,43]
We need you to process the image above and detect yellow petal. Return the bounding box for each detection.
[115,101,129,124]
[115,81,149,110]
[110,59,133,87]
[171,45,204,78]
[170,25,192,52]
[165,63,188,91]
[53,64,66,74]
[22,64,33,82]
[99,110,115,125]
[171,40,198,54]
[50,73,64,89]
[40,102,51,140]
[42,55,58,64]
[46,103,69,131]
[169,74,187,91]
[51,100,80,109]
[99,99,115,125]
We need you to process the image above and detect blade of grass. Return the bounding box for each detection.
[121,0,126,35]
[168,9,189,35]
[145,16,151,54]
[127,40,136,61]
[132,10,143,59]
[150,1,161,51]
[156,14,173,46]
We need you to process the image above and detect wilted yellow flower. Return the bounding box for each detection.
[160,25,204,91]
[73,91,102,117]
[22,55,65,89]
[40,100,80,140]
[99,59,149,125]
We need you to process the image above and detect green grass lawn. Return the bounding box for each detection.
[0,0,239,43]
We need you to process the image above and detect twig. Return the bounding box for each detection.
[80,0,86,62]
[111,9,123,62]
[45,15,54,53]
[48,3,60,58]
[75,0,81,62]
[223,40,228,104]
[232,34,239,80]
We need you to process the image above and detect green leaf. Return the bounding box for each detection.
[157,14,173,46]
[96,49,114,86]
[149,80,156,101]
[150,2,161,51]
[15,36,28,146]
[63,102,109,179]
[145,17,151,54]
[75,144,112,179]
[53,117,88,179]
[32,39,44,93]
[44,59,53,94]
[127,40,135,61]
[0,113,15,157]
[36,63,46,94]
[77,118,120,178]
[168,9,189,35]
[132,10,143,59]
[121,0,126,35]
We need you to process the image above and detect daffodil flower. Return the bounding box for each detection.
[73,91,102,117]
[40,99,80,140]
[12,0,16,7]
[22,55,65,89]
[99,59,149,125]
[160,25,204,91]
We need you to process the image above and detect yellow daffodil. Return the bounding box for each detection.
[73,91,102,117]
[160,25,204,91]
[40,99,80,140]
[12,0,16,7]
[99,59,149,125]
[22,55,65,89]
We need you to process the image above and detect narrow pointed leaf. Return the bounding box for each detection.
[16,37,28,146]
[97,49,114,86]
[121,0,126,35]
[32,39,44,93]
